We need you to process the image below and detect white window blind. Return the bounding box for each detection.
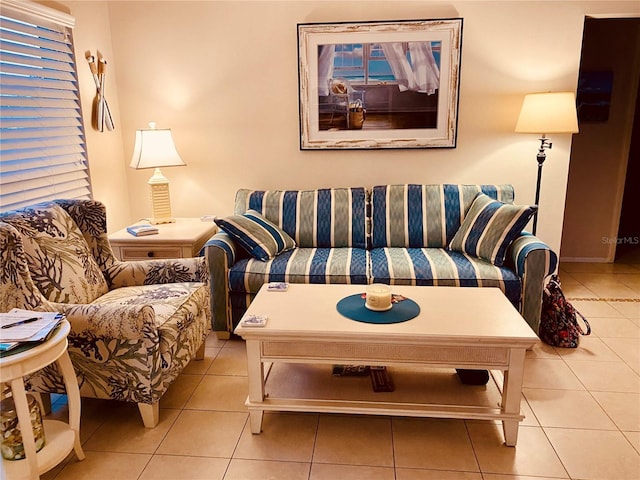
[0,0,91,212]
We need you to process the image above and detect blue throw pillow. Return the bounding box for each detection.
[449,193,536,267]
[214,210,296,261]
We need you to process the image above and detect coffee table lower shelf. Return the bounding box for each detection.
[247,393,522,422]
[245,359,526,447]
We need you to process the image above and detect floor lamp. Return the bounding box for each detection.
[515,92,579,235]
[130,122,186,224]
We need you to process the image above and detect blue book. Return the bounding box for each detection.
[126,225,159,237]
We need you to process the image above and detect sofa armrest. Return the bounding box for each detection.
[508,233,558,332]
[104,257,208,289]
[204,232,238,335]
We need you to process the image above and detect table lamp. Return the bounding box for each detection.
[130,122,185,224]
[515,92,579,235]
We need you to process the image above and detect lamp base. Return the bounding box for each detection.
[148,168,175,224]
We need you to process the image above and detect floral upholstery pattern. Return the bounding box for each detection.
[1,203,108,303]
[0,200,210,427]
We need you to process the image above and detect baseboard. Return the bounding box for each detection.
[559,256,612,263]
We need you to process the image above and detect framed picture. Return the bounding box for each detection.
[577,71,613,123]
[298,18,463,150]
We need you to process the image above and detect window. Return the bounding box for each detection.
[0,0,91,212]
[332,42,441,85]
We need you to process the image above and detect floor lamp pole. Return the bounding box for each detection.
[532,135,551,236]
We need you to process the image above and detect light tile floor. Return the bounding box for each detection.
[42,260,639,480]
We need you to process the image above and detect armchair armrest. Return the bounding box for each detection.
[52,302,156,340]
[508,232,558,332]
[204,232,238,335]
[39,301,161,403]
[105,257,208,289]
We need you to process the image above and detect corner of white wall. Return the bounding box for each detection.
[64,0,131,232]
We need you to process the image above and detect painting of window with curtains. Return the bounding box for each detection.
[298,19,463,150]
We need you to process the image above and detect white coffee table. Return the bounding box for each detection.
[234,284,538,446]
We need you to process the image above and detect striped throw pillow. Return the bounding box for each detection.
[215,210,296,261]
[448,193,536,267]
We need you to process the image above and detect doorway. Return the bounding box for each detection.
[615,78,640,264]
[560,17,640,264]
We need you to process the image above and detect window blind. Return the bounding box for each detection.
[0,0,91,212]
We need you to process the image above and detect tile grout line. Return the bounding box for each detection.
[307,413,320,480]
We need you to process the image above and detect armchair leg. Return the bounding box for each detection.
[195,341,205,360]
[138,402,159,428]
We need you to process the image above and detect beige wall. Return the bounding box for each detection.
[64,1,129,233]
[60,0,640,256]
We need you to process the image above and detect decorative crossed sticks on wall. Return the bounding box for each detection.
[86,52,114,132]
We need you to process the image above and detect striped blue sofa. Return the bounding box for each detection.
[205,185,557,338]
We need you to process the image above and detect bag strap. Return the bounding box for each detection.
[576,310,592,336]
[545,274,563,298]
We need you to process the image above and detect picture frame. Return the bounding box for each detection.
[576,71,613,123]
[298,18,463,150]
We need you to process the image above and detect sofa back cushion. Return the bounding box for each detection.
[235,187,368,248]
[371,184,515,248]
[0,202,109,304]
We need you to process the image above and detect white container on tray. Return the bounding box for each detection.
[365,284,392,311]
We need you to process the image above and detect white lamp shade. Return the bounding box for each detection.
[515,92,579,134]
[130,125,186,169]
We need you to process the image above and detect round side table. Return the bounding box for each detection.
[0,320,84,479]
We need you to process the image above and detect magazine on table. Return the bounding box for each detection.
[0,309,64,352]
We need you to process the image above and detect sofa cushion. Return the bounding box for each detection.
[215,210,296,261]
[0,202,108,304]
[229,247,369,294]
[371,184,516,249]
[369,247,522,306]
[449,193,536,267]
[234,187,368,249]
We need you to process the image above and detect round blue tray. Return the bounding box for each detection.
[336,293,420,324]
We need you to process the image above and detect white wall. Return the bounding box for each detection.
[61,0,640,255]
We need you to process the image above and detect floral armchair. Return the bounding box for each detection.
[0,200,210,427]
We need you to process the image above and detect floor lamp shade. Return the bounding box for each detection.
[515,92,578,235]
[130,123,185,224]
[515,92,579,134]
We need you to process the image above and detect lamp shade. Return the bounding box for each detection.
[515,92,579,134]
[130,123,186,169]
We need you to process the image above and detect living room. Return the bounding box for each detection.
[58,0,635,257]
[1,1,639,479]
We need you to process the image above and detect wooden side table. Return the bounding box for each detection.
[108,218,217,261]
[0,320,84,479]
